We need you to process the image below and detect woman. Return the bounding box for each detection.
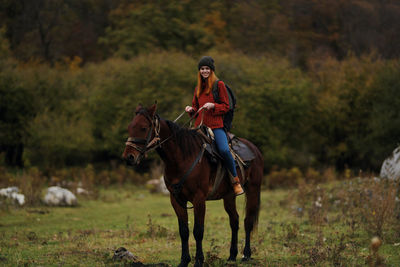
[185,56,244,196]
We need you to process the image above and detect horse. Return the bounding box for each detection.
[122,103,263,267]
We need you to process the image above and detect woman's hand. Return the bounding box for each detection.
[185,106,194,113]
[202,102,215,110]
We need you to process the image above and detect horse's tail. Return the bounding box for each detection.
[243,141,263,235]
[244,185,261,232]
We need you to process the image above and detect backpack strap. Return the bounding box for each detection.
[195,80,221,106]
[212,80,221,103]
[196,80,222,104]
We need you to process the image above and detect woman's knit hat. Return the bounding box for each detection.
[198,56,215,71]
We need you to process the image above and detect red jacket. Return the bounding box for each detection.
[190,80,230,129]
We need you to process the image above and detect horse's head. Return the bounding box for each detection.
[122,103,160,165]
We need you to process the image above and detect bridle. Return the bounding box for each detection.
[125,107,206,162]
[125,111,161,161]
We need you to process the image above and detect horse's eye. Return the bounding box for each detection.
[141,127,147,132]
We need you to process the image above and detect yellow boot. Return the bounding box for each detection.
[232,177,244,196]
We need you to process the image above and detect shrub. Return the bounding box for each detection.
[359,179,397,238]
[266,167,303,189]
[266,166,338,189]
[17,167,46,206]
[0,166,14,188]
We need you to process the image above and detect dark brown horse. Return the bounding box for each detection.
[122,104,263,267]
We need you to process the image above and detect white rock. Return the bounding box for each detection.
[158,176,169,195]
[0,187,25,206]
[0,186,19,196]
[43,186,77,206]
[380,146,400,181]
[11,192,25,205]
[146,176,169,195]
[76,187,89,195]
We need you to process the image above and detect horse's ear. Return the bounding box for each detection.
[135,104,143,114]
[148,102,157,117]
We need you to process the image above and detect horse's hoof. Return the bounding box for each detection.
[194,261,203,267]
[227,256,236,262]
[241,256,252,262]
[178,259,190,267]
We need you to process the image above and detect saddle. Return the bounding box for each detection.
[196,126,256,166]
[196,126,256,200]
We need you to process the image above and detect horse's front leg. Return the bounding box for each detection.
[170,195,191,267]
[193,195,206,267]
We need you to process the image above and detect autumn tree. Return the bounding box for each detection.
[0,0,121,63]
[100,0,219,58]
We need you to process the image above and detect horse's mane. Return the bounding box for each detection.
[135,108,203,157]
[165,120,203,157]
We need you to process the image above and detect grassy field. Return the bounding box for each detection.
[1,179,400,266]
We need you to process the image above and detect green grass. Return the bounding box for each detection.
[1,183,399,266]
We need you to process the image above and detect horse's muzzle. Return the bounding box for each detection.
[124,153,141,166]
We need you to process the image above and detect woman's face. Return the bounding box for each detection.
[199,66,211,79]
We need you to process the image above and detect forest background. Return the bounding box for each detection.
[1,0,400,179]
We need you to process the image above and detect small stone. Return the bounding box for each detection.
[113,247,139,262]
[371,236,382,252]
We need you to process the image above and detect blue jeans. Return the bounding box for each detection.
[212,128,237,177]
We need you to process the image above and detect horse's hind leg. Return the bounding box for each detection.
[243,182,261,261]
[193,196,206,267]
[170,195,191,267]
[223,195,239,261]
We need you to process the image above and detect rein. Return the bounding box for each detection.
[174,107,205,128]
[167,107,207,209]
[171,143,207,209]
[125,108,205,155]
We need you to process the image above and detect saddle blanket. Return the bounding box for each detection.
[230,136,256,163]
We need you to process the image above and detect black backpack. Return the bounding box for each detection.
[212,80,236,132]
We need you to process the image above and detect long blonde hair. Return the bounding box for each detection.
[196,70,218,98]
